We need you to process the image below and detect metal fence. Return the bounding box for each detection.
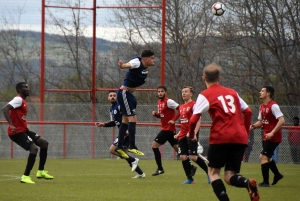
[0,102,299,164]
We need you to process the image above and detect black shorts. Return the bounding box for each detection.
[261,140,280,158]
[178,137,198,156]
[207,144,247,173]
[154,130,178,146]
[9,131,40,151]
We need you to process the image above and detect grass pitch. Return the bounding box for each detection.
[0,158,299,201]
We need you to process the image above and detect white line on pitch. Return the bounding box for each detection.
[0,175,20,181]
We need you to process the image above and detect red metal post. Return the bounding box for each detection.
[40,0,45,103]
[90,0,97,158]
[160,0,166,85]
[39,0,46,136]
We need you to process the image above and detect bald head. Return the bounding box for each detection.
[203,62,222,83]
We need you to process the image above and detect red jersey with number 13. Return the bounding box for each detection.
[193,84,249,145]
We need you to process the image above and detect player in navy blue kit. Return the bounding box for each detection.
[95,91,145,178]
[114,50,155,158]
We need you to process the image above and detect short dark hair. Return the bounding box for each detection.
[141,50,154,58]
[16,82,27,93]
[263,86,274,99]
[157,86,167,91]
[108,90,116,94]
[293,116,299,121]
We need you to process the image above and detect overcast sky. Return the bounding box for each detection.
[0,0,130,42]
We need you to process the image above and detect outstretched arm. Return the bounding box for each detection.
[95,121,116,127]
[250,120,263,130]
[118,60,132,69]
[152,111,160,118]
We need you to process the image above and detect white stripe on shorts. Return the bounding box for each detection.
[122,90,131,115]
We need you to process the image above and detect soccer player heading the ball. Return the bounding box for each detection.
[115,50,155,158]
[2,82,54,184]
[188,63,259,201]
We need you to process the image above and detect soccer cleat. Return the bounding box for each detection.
[152,169,165,176]
[131,158,139,172]
[114,147,129,159]
[182,179,195,184]
[191,165,197,176]
[272,174,283,185]
[128,145,144,156]
[36,170,54,180]
[248,179,260,201]
[258,182,270,187]
[132,173,146,179]
[20,175,35,184]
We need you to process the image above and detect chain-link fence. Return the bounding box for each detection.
[0,102,299,164]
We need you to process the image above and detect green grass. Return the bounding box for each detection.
[0,158,299,201]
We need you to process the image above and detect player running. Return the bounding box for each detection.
[188,63,259,201]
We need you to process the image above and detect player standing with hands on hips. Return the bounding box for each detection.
[115,50,155,159]
[188,63,259,201]
[250,86,284,187]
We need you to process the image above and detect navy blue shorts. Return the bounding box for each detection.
[117,88,137,116]
[112,136,130,149]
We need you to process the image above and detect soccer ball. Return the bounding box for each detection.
[212,2,225,16]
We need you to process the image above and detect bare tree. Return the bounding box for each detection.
[111,0,300,104]
[221,0,300,104]
[0,9,40,100]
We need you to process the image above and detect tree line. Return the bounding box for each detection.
[0,0,299,105]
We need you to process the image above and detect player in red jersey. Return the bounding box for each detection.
[188,63,259,201]
[250,86,284,187]
[172,86,209,184]
[151,86,196,176]
[2,82,53,184]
